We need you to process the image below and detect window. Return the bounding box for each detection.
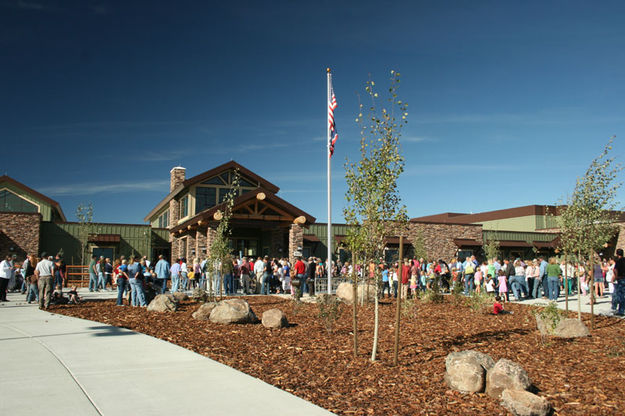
[0,189,38,213]
[157,211,169,228]
[180,195,189,218]
[195,187,216,212]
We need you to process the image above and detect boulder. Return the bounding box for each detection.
[192,302,217,321]
[486,359,531,399]
[209,299,258,324]
[445,350,495,393]
[500,389,551,416]
[262,308,288,328]
[336,282,378,304]
[192,288,209,302]
[147,294,178,312]
[536,316,590,338]
[171,292,189,302]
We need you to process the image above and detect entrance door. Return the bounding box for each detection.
[93,247,114,260]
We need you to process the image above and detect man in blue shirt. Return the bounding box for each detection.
[154,255,171,294]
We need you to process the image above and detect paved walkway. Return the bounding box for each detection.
[515,291,622,317]
[0,290,334,416]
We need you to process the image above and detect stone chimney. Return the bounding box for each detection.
[170,166,186,192]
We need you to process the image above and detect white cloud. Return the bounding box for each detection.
[39,180,169,196]
[402,136,431,143]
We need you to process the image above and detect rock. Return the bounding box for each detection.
[192,288,209,302]
[192,302,217,320]
[336,282,378,304]
[486,359,531,399]
[554,318,590,338]
[209,299,258,324]
[445,350,495,393]
[500,389,551,416]
[171,292,189,302]
[262,308,288,328]
[536,316,590,338]
[147,294,178,312]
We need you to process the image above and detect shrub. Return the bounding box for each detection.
[317,294,342,333]
[465,291,494,314]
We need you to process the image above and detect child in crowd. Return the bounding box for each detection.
[474,268,483,294]
[52,285,68,304]
[485,275,495,294]
[493,295,511,315]
[67,286,81,304]
[497,270,509,302]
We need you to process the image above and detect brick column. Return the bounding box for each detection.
[288,224,304,265]
[196,229,207,259]
[206,225,217,257]
[187,232,196,260]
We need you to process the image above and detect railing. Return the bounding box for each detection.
[66,265,89,287]
[314,276,350,294]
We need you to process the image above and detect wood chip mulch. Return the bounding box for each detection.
[50,296,625,415]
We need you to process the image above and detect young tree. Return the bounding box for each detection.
[75,203,94,266]
[555,138,622,326]
[482,235,500,261]
[207,170,241,301]
[344,70,408,362]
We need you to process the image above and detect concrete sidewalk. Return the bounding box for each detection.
[0,293,334,416]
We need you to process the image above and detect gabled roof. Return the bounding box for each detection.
[171,187,316,233]
[144,161,280,222]
[0,175,67,222]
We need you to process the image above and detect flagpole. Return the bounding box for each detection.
[327,68,332,295]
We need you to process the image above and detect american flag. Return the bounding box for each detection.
[328,82,338,157]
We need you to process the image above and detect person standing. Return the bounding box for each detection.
[293,256,306,296]
[25,254,38,303]
[104,258,113,290]
[180,258,188,291]
[115,259,129,306]
[35,253,55,309]
[239,257,251,294]
[538,256,548,298]
[154,255,170,294]
[88,255,98,292]
[546,257,562,301]
[97,256,106,290]
[0,255,14,301]
[612,248,625,316]
[127,256,146,307]
[170,259,181,293]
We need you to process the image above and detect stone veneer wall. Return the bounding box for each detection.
[289,224,303,265]
[615,223,625,252]
[195,229,207,258]
[407,222,483,261]
[0,212,41,259]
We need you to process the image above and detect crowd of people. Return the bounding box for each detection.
[1,248,624,316]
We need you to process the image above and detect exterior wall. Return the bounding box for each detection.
[615,223,625,252]
[195,229,207,258]
[0,181,54,222]
[39,222,154,265]
[477,215,539,232]
[408,222,483,262]
[0,212,41,259]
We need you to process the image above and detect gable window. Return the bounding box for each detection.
[157,210,169,228]
[0,189,38,213]
[195,187,217,213]
[180,195,189,218]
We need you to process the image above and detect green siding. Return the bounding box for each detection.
[0,181,54,221]
[483,230,557,243]
[40,222,167,265]
[477,216,540,232]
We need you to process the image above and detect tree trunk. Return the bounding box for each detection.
[564,253,569,314]
[352,254,358,360]
[577,251,582,321]
[371,266,379,362]
[393,236,404,366]
[589,250,595,329]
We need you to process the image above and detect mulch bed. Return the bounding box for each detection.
[50,296,625,415]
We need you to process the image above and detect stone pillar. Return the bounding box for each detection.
[288,224,304,265]
[206,225,217,257]
[196,229,207,259]
[187,231,196,260]
[616,223,625,252]
[170,237,180,263]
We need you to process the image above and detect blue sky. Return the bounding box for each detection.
[2,0,624,223]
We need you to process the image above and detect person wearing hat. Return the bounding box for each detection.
[34,253,55,309]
